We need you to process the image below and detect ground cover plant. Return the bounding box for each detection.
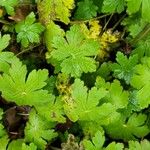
[1,0,150,149]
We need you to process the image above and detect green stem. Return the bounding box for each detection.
[15,44,40,56]
[103,13,114,31]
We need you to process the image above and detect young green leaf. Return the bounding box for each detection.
[105,113,149,141]
[95,77,129,109]
[83,130,105,150]
[133,36,150,58]
[83,130,124,150]
[25,110,57,149]
[111,52,138,84]
[126,0,142,14]
[142,0,150,22]
[0,52,16,74]
[93,0,104,13]
[0,34,11,52]
[0,58,50,106]
[0,0,19,15]
[127,140,150,150]
[64,79,119,124]
[106,80,129,108]
[51,25,100,77]
[122,17,150,58]
[15,12,45,47]
[8,139,37,150]
[8,140,25,150]
[74,0,98,20]
[130,57,150,109]
[126,0,150,22]
[80,121,104,138]
[122,16,147,38]
[105,142,124,150]
[36,97,66,123]
[0,34,16,74]
[95,76,110,89]
[22,143,37,150]
[0,136,9,150]
[96,62,111,79]
[102,0,125,13]
[44,21,65,52]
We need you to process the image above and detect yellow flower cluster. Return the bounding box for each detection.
[100,30,119,48]
[99,29,120,59]
[56,73,74,109]
[80,20,120,59]
[56,84,71,95]
[80,20,101,39]
[88,20,102,39]
[56,73,71,95]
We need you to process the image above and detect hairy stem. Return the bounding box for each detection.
[130,23,150,46]
[70,13,110,24]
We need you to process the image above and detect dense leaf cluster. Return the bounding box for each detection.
[0,0,150,150]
